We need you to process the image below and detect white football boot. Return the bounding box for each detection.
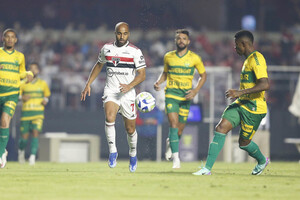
[165,138,172,161]
[0,150,8,168]
[18,150,25,164]
[29,154,36,165]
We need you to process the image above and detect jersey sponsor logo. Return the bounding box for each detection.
[107,68,129,77]
[169,80,190,87]
[0,78,18,84]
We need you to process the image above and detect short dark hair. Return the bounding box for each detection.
[234,30,254,43]
[29,62,40,69]
[3,28,17,37]
[176,29,189,37]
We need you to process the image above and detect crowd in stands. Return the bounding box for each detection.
[1,22,299,110]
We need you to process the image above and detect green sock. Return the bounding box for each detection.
[205,131,226,170]
[0,128,9,155]
[178,134,182,140]
[31,137,39,155]
[240,141,266,164]
[19,138,28,150]
[169,128,179,153]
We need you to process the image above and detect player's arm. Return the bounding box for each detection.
[186,71,207,100]
[226,78,270,100]
[154,71,167,91]
[154,54,168,91]
[19,54,34,83]
[120,67,146,93]
[81,62,105,101]
[42,81,51,106]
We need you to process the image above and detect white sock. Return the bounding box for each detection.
[127,130,137,157]
[172,152,179,160]
[105,121,117,153]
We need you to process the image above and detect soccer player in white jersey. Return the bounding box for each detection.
[81,22,146,172]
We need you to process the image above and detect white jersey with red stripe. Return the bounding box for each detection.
[98,41,146,97]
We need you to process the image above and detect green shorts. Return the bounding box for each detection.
[20,118,44,134]
[165,97,191,123]
[222,103,266,140]
[0,94,19,117]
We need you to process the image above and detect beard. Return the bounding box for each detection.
[176,43,187,51]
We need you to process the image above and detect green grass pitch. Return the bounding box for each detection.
[1,161,299,200]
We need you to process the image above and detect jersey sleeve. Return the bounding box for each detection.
[194,54,206,74]
[19,53,27,79]
[97,46,107,63]
[134,49,146,69]
[43,81,51,97]
[163,54,169,73]
[253,53,268,79]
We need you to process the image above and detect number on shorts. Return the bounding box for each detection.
[131,103,135,112]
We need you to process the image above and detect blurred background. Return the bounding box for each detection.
[1,0,300,162]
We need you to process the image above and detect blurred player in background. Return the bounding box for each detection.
[18,62,51,165]
[0,29,33,168]
[193,30,270,176]
[154,29,206,169]
[81,22,146,172]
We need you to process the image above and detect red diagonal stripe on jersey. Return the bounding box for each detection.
[105,56,134,62]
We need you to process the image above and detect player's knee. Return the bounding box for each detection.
[105,115,116,123]
[1,118,10,128]
[126,127,135,135]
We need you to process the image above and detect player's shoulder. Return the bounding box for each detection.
[102,42,114,48]
[164,50,176,58]
[188,50,201,58]
[126,42,142,53]
[14,49,25,58]
[249,51,266,65]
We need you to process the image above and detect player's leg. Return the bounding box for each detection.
[29,119,43,165]
[104,101,119,168]
[194,103,239,175]
[238,111,269,175]
[0,95,18,168]
[120,96,138,172]
[18,120,30,164]
[123,117,138,172]
[0,112,11,168]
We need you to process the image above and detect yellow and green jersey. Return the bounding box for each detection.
[235,51,268,114]
[20,78,51,121]
[164,50,205,101]
[0,47,28,97]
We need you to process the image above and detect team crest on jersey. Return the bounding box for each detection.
[112,57,120,66]
[184,62,190,67]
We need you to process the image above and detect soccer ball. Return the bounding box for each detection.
[135,92,156,113]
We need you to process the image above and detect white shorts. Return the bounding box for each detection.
[102,90,137,120]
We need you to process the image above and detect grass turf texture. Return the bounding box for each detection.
[1,161,299,200]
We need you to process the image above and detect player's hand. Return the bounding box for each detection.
[154,82,160,91]
[26,73,34,83]
[185,89,197,100]
[119,83,131,93]
[81,85,91,101]
[0,65,4,69]
[225,89,241,100]
[22,95,30,102]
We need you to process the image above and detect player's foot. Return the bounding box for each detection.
[165,138,172,161]
[18,150,25,164]
[252,157,270,175]
[129,156,137,173]
[172,156,181,169]
[108,152,118,168]
[0,150,8,169]
[29,154,36,165]
[192,167,211,175]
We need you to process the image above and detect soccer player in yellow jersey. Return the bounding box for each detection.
[194,30,270,176]
[154,29,207,169]
[0,29,33,168]
[18,63,50,165]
